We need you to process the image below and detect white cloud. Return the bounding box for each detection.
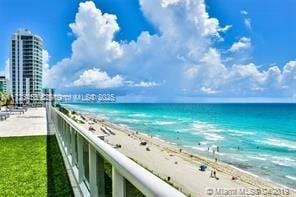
[160,0,180,7]
[69,1,122,62]
[44,0,296,100]
[45,1,122,87]
[218,61,296,96]
[240,10,248,15]
[46,0,229,88]
[240,10,252,30]
[229,37,251,52]
[185,66,199,79]
[73,68,124,88]
[244,18,252,30]
[43,50,51,86]
[219,25,232,33]
[201,86,218,94]
[281,61,296,92]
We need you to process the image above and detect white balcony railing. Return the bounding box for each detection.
[47,106,185,197]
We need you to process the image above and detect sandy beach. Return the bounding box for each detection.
[74,111,294,197]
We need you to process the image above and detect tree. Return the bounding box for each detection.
[0,92,13,108]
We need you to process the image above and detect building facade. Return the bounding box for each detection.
[10,29,43,104]
[42,88,55,103]
[0,76,7,93]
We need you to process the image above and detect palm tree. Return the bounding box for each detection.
[6,95,13,106]
[0,92,4,110]
[0,92,12,109]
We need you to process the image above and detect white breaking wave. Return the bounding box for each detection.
[227,129,255,136]
[264,138,296,150]
[118,124,130,129]
[286,175,296,181]
[204,133,224,141]
[191,121,225,141]
[258,153,270,157]
[271,156,296,167]
[154,135,165,142]
[191,146,208,151]
[192,121,218,132]
[200,141,210,145]
[248,156,267,161]
[116,118,141,123]
[183,145,208,152]
[108,110,122,114]
[177,128,191,133]
[128,113,150,118]
[152,120,176,125]
[232,156,249,162]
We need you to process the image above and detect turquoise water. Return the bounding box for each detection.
[63,103,296,189]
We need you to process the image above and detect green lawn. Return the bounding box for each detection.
[0,135,73,196]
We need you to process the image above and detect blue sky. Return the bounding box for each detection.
[1,0,296,102]
[206,0,296,67]
[0,0,156,64]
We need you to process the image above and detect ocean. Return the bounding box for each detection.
[62,103,296,189]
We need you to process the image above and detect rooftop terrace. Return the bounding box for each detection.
[0,108,72,196]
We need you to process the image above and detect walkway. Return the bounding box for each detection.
[0,107,47,137]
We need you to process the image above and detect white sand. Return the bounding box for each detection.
[77,112,294,197]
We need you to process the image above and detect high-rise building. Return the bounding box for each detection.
[0,76,7,93]
[10,29,43,105]
[42,88,55,103]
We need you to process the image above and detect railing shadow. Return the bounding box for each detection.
[46,106,73,197]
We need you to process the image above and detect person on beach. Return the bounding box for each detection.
[232,176,238,180]
[213,171,219,180]
[210,170,213,178]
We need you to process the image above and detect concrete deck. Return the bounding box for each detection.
[0,107,47,137]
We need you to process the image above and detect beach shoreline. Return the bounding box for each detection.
[68,108,295,196]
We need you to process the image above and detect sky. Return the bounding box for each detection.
[0,0,296,102]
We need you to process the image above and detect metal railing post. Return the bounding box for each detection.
[63,120,67,147]
[97,154,105,197]
[77,134,85,184]
[65,124,70,154]
[112,167,125,197]
[64,123,69,154]
[57,115,61,134]
[89,145,98,196]
[61,118,65,146]
[70,128,76,166]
